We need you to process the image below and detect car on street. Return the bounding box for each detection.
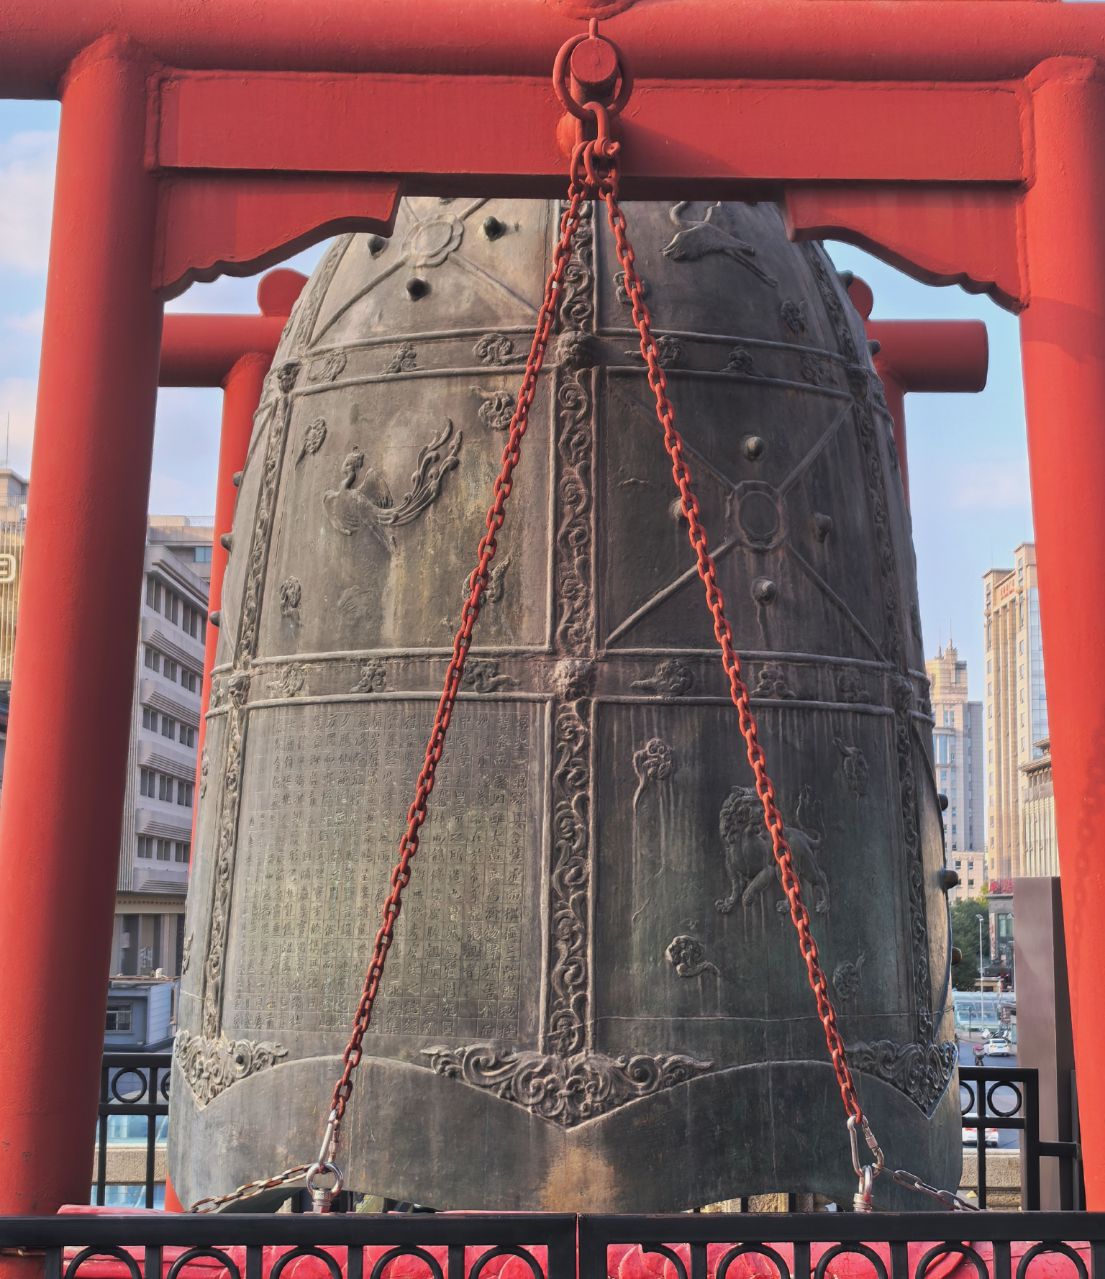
[962,1118,1000,1147]
[985,1034,1014,1057]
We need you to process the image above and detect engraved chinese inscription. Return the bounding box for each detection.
[222,699,539,1043]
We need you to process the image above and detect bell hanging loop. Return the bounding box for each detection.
[848,1114,885,1213]
[305,1109,344,1214]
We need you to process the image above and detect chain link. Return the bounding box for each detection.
[599,177,870,1132]
[324,191,588,1156]
[190,1164,313,1214]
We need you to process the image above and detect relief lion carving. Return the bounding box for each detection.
[715,783,830,916]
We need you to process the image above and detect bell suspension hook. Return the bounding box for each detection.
[305,1108,344,1213]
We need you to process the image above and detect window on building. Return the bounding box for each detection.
[195,546,212,565]
[175,841,190,863]
[142,707,157,731]
[181,668,198,693]
[105,1004,132,1033]
[145,579,161,611]
[137,836,152,859]
[156,838,170,861]
[160,715,175,740]
[143,646,159,673]
[158,774,173,802]
[179,724,196,748]
[177,780,194,807]
[165,591,180,625]
[162,658,178,682]
[140,768,155,798]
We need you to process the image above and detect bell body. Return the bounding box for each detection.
[170,199,960,1210]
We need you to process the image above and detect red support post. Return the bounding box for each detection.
[1020,56,1105,1210]
[159,268,306,738]
[846,275,989,507]
[0,38,162,1218]
[199,352,269,723]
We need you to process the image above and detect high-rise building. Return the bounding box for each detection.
[0,466,29,685]
[946,849,988,904]
[110,519,212,978]
[926,641,985,854]
[0,478,212,975]
[147,514,214,585]
[983,543,1050,881]
[1021,736,1058,878]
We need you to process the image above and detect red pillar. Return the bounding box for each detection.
[845,276,988,508]
[1020,56,1105,1208]
[0,38,162,1216]
[158,267,306,746]
[199,352,269,729]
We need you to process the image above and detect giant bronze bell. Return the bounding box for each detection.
[171,198,960,1211]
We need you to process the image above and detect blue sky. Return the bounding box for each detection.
[0,99,1031,694]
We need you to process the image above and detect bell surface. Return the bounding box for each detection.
[170,198,960,1211]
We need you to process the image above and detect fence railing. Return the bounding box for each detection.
[92,1056,1083,1214]
[93,1054,171,1209]
[0,1211,1101,1279]
[959,1065,1082,1210]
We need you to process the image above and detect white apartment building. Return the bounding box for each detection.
[110,519,212,978]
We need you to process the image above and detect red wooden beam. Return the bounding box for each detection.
[847,275,989,506]
[5,0,1105,93]
[159,269,302,386]
[154,71,1024,184]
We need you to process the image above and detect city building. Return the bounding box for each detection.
[983,544,1050,881]
[0,466,29,684]
[988,878,1016,989]
[109,519,212,979]
[105,976,178,1052]
[147,514,214,584]
[948,849,988,904]
[1021,737,1059,878]
[0,496,211,979]
[926,642,985,854]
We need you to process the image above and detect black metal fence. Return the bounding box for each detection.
[959,1065,1082,1210]
[93,1054,171,1209]
[0,1210,1101,1279]
[92,1056,1083,1214]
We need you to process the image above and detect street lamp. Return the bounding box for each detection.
[976,913,986,987]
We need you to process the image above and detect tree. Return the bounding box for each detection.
[950,892,990,991]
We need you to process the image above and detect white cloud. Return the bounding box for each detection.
[5,306,43,335]
[947,458,1030,512]
[0,131,56,274]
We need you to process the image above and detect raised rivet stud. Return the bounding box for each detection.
[742,435,765,461]
[482,216,506,241]
[406,277,430,300]
[752,577,777,604]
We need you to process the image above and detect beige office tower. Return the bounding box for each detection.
[0,469,29,684]
[983,544,1050,881]
[925,642,986,899]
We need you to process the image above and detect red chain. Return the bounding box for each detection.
[327,132,874,1167]
[327,192,586,1139]
[599,178,867,1130]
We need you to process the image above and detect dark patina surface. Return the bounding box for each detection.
[171,199,959,1210]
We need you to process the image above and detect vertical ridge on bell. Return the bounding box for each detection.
[171,199,958,1213]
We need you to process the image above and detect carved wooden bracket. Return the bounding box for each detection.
[784,183,1025,314]
[155,173,401,299]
